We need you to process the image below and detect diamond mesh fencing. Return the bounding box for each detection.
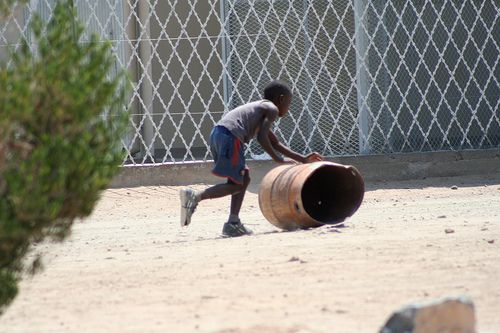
[1,0,498,165]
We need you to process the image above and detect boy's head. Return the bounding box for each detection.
[263,80,292,117]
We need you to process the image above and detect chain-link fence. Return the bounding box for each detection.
[1,0,498,165]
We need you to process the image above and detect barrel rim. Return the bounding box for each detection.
[299,162,365,225]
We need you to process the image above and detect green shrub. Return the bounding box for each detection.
[0,0,128,312]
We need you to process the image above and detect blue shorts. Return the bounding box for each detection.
[210,126,248,185]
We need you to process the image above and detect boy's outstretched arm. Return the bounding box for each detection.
[257,113,285,163]
[268,131,323,163]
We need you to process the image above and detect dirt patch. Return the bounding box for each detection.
[1,174,499,333]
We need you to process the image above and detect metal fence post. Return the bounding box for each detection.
[137,0,155,161]
[354,0,371,154]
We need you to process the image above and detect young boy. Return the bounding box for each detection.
[180,81,322,237]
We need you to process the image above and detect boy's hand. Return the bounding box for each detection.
[304,152,323,163]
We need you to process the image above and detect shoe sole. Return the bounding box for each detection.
[222,233,244,238]
[221,232,253,238]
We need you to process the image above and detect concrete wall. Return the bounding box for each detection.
[0,7,25,62]
[363,1,499,153]
[110,148,500,188]
[148,1,225,159]
[226,0,359,156]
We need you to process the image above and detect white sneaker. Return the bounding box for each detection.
[180,188,199,227]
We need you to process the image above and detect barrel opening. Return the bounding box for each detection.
[301,165,364,224]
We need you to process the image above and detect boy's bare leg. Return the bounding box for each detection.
[181,181,242,227]
[230,170,250,218]
[199,181,242,201]
[183,172,252,236]
[230,191,245,218]
[223,170,252,236]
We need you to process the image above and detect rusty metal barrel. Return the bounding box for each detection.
[258,162,365,230]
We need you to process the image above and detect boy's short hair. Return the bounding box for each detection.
[263,80,292,101]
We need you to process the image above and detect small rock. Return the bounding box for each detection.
[379,296,475,333]
[487,239,495,244]
[451,185,458,190]
[438,215,447,219]
[445,228,455,234]
[201,295,216,300]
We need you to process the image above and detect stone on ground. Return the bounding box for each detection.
[379,296,475,333]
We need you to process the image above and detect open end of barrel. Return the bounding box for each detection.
[301,164,364,224]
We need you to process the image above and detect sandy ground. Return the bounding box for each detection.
[0,172,499,333]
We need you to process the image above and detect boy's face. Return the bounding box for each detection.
[276,94,292,117]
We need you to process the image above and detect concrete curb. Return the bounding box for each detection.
[110,148,500,188]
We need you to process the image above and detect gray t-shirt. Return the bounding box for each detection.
[217,100,278,143]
